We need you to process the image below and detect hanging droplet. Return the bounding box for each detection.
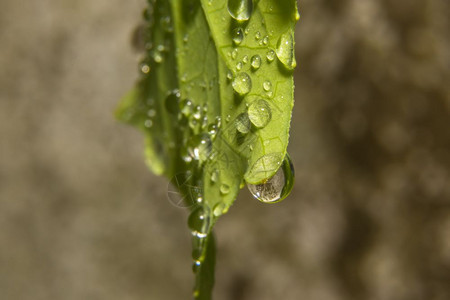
[248,99,272,128]
[263,80,272,92]
[227,0,253,22]
[235,112,251,134]
[251,55,261,70]
[220,184,230,195]
[276,31,296,70]
[247,154,294,203]
[165,89,180,115]
[232,27,244,45]
[213,203,229,217]
[266,49,275,62]
[188,206,211,238]
[232,72,252,96]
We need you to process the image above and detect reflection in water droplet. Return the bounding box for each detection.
[232,72,252,95]
[251,55,261,70]
[235,112,251,133]
[266,49,275,62]
[247,154,294,203]
[276,31,296,70]
[227,0,253,22]
[232,27,244,45]
[248,99,271,128]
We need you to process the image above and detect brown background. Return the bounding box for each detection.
[1,0,449,299]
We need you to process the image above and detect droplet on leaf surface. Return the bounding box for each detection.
[232,72,252,95]
[248,99,271,128]
[227,0,253,22]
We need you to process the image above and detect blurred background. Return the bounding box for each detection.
[1,0,449,299]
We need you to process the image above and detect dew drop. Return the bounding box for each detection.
[263,80,272,92]
[262,35,269,45]
[251,55,261,70]
[140,63,150,74]
[236,62,243,71]
[232,27,244,45]
[255,31,261,40]
[193,105,202,119]
[165,89,180,115]
[210,169,219,182]
[235,112,251,134]
[266,49,275,62]
[242,55,249,64]
[248,99,271,128]
[232,72,252,96]
[227,0,253,22]
[207,124,218,138]
[220,184,230,195]
[226,69,233,81]
[179,98,193,117]
[188,206,211,238]
[247,154,294,203]
[152,50,163,63]
[187,134,212,162]
[144,119,153,128]
[192,260,201,273]
[276,31,296,70]
[231,48,238,60]
[147,109,156,117]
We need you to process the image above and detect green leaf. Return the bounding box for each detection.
[116,0,299,298]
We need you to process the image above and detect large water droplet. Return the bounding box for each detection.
[232,72,252,95]
[276,31,296,70]
[251,55,261,70]
[247,154,294,203]
[232,27,244,45]
[188,206,211,238]
[227,0,253,22]
[235,112,251,133]
[248,99,271,128]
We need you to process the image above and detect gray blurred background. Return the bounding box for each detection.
[1,0,449,299]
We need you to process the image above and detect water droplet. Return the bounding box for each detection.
[242,55,249,64]
[152,50,163,63]
[193,105,202,119]
[192,260,201,273]
[232,72,252,96]
[147,109,156,117]
[266,49,275,62]
[220,184,230,195]
[210,169,219,182]
[140,63,150,74]
[236,62,243,71]
[144,119,153,128]
[231,48,238,60]
[248,99,271,128]
[247,154,294,203]
[180,99,193,117]
[276,31,296,70]
[213,203,229,217]
[226,69,233,81]
[208,124,218,138]
[251,55,261,70]
[188,206,211,238]
[235,112,251,133]
[227,0,253,22]
[165,90,180,114]
[255,31,261,40]
[189,116,199,130]
[262,35,269,45]
[232,27,244,45]
[263,80,272,92]
[187,134,212,162]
